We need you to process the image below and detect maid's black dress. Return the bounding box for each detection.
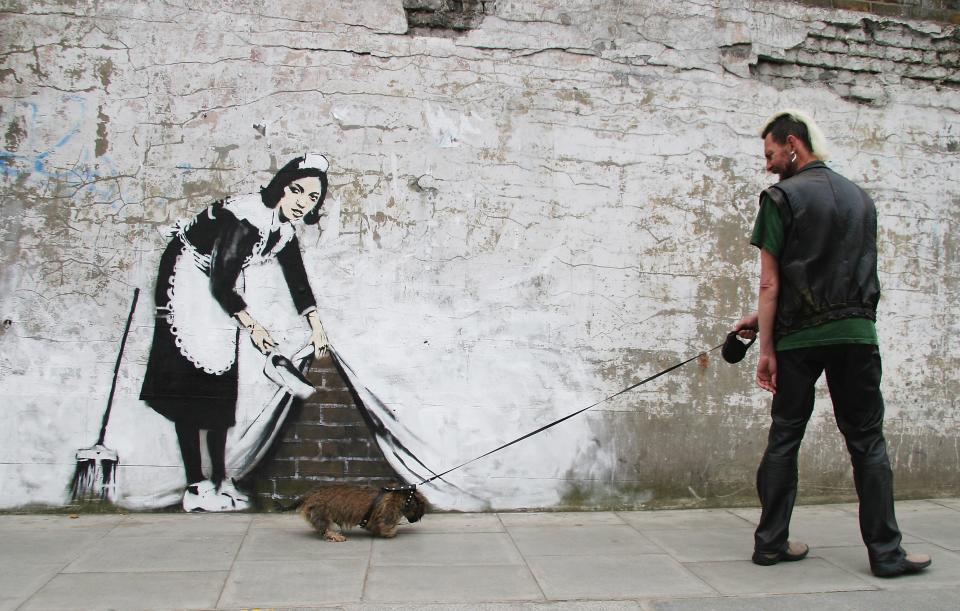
[140,193,316,429]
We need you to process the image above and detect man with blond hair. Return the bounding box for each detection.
[732,109,931,577]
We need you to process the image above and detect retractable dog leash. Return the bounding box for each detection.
[416,333,753,487]
[274,333,754,511]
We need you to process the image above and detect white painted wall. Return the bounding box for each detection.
[1,0,957,511]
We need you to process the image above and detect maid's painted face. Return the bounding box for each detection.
[278,176,323,222]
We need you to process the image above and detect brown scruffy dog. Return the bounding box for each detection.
[299,483,428,542]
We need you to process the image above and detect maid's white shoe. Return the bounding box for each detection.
[183,479,250,512]
[182,480,233,512]
[218,478,250,505]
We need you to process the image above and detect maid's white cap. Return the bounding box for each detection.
[302,153,329,172]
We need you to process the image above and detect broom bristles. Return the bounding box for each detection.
[70,451,118,503]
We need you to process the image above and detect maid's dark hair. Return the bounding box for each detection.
[259,155,328,225]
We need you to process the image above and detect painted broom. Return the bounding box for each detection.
[70,287,140,504]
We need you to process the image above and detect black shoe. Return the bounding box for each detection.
[752,541,809,566]
[872,553,932,577]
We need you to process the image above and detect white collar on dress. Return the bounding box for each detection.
[223,193,274,231]
[223,194,294,255]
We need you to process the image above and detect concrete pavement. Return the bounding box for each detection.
[3,498,959,610]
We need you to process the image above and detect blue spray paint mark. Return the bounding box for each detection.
[1,97,121,201]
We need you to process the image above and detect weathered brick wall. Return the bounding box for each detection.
[244,353,398,507]
[753,18,959,104]
[0,0,957,511]
[792,0,960,23]
[403,0,498,33]
[403,0,960,27]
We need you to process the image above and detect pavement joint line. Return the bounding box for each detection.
[500,513,549,602]
[216,512,255,608]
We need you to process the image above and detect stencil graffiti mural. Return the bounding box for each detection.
[137,154,331,511]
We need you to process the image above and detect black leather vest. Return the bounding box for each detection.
[761,161,880,338]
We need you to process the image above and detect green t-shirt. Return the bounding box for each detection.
[750,194,878,351]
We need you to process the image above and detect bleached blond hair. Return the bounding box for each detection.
[760,108,830,161]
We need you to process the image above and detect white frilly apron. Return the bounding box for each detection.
[167,242,238,374]
[165,194,294,374]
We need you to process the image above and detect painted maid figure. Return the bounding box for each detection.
[140,154,330,511]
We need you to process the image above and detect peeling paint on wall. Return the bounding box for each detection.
[752,19,960,105]
[0,0,958,511]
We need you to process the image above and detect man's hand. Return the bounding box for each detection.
[756,352,777,393]
[732,312,759,340]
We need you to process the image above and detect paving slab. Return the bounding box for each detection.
[249,512,308,530]
[893,504,960,551]
[641,527,756,562]
[499,511,627,528]
[342,604,643,611]
[525,554,716,599]
[684,557,875,595]
[617,508,753,531]
[649,588,960,611]
[219,558,368,607]
[726,503,922,548]
[3,529,112,566]
[0,563,62,611]
[779,505,874,548]
[411,511,505,533]
[237,525,372,561]
[509,524,663,556]
[818,543,960,590]
[363,564,544,604]
[930,498,960,511]
[107,512,251,537]
[63,532,243,573]
[18,570,227,611]
[894,499,948,512]
[0,514,122,532]
[371,532,524,566]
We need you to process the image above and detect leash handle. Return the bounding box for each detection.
[420,341,724,485]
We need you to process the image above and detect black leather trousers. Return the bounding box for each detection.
[754,344,906,571]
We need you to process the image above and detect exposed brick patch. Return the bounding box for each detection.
[241,353,401,509]
[789,0,960,24]
[403,0,497,35]
[751,18,960,105]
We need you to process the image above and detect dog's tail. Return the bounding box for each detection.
[273,496,305,512]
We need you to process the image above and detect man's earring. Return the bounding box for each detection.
[790,151,797,163]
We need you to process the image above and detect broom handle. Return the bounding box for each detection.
[97,287,140,445]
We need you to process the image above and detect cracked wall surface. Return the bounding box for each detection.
[0,0,958,510]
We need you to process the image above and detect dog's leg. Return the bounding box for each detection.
[304,511,346,542]
[376,520,398,538]
[324,527,347,542]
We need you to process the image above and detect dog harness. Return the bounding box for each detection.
[358,484,418,529]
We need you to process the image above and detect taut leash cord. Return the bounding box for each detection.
[419,341,725,485]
